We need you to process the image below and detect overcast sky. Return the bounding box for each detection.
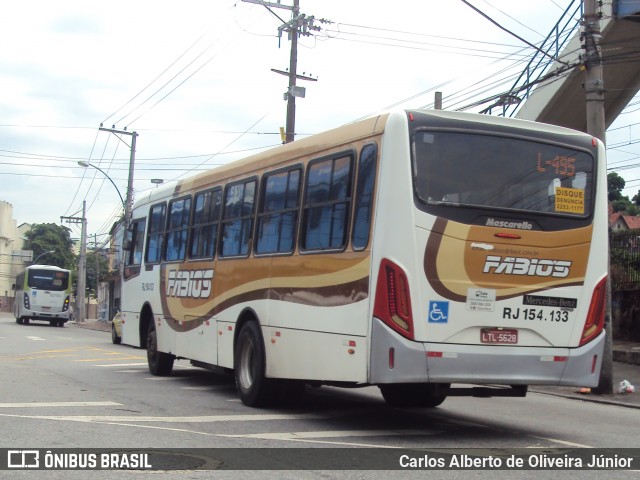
[1,0,639,243]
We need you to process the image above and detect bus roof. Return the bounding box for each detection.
[136,113,389,208]
[26,265,70,271]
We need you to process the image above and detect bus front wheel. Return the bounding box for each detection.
[234,321,276,407]
[146,321,174,376]
[379,383,450,408]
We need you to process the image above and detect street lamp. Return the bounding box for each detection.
[33,250,55,264]
[77,161,125,210]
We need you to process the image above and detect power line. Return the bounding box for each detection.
[460,0,570,66]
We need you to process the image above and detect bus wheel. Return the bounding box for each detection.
[379,383,450,408]
[23,318,30,325]
[234,321,275,407]
[50,320,56,327]
[146,322,174,376]
[16,317,22,324]
[57,320,65,327]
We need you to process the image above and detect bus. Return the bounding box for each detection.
[119,109,608,408]
[14,265,73,327]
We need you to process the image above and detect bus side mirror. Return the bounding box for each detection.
[122,229,133,251]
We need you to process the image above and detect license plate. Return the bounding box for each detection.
[42,306,51,311]
[481,328,518,344]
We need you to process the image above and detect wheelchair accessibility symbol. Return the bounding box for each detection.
[428,301,449,323]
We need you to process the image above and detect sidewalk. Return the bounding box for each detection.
[71,319,640,409]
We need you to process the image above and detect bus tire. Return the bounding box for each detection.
[23,318,30,325]
[379,383,450,408]
[146,321,174,376]
[16,317,22,324]
[50,320,56,327]
[234,321,276,407]
[57,320,65,327]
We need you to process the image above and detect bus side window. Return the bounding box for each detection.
[301,153,354,251]
[190,188,222,259]
[220,179,256,258]
[126,219,146,266]
[145,203,166,264]
[256,167,301,255]
[164,196,192,262]
[352,143,378,250]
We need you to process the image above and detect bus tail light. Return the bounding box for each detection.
[62,296,70,312]
[580,276,607,346]
[374,259,414,340]
[23,292,30,310]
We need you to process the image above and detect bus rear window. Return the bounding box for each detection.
[27,270,69,291]
[412,131,594,217]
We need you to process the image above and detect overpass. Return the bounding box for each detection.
[492,0,640,132]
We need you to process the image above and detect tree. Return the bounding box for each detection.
[607,172,625,202]
[23,224,75,270]
[85,250,110,299]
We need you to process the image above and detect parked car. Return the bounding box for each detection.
[111,311,122,344]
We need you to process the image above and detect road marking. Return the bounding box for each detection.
[93,363,148,367]
[75,356,145,362]
[219,429,440,441]
[531,435,593,449]
[26,336,46,341]
[0,401,122,408]
[0,413,329,423]
[2,346,111,360]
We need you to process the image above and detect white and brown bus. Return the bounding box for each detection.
[119,109,608,407]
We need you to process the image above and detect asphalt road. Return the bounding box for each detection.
[1,313,639,480]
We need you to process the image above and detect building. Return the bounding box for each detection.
[0,201,31,310]
[609,211,640,231]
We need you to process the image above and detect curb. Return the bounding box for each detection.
[530,388,640,410]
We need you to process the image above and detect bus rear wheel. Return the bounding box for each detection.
[146,321,174,376]
[379,383,450,408]
[234,321,276,407]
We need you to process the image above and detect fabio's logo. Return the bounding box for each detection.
[166,269,214,298]
[483,256,571,278]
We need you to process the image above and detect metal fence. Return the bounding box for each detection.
[610,229,640,291]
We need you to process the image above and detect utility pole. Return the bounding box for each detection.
[98,126,137,228]
[582,0,612,394]
[242,0,325,143]
[61,201,87,322]
[285,0,300,143]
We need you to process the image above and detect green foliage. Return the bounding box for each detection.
[627,204,640,216]
[23,223,75,270]
[608,172,625,201]
[612,199,630,213]
[85,250,110,298]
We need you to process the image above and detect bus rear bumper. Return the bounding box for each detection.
[370,318,605,388]
[26,312,71,322]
